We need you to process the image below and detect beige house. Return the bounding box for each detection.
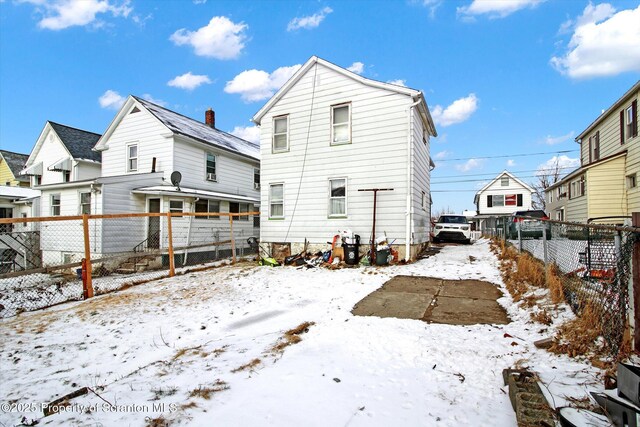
[0,150,30,188]
[546,80,639,223]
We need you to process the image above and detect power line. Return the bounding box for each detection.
[434,149,579,162]
[432,173,563,185]
[431,165,576,180]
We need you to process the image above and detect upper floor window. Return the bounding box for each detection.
[331,103,351,145]
[254,168,260,190]
[63,171,71,182]
[590,131,600,162]
[548,191,554,204]
[269,183,284,219]
[627,173,637,189]
[51,194,61,216]
[80,192,91,214]
[206,153,216,181]
[570,176,586,199]
[273,115,289,153]
[500,176,509,186]
[622,100,638,143]
[487,194,522,207]
[127,143,138,172]
[329,178,347,217]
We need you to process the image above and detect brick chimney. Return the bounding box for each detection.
[205,108,215,128]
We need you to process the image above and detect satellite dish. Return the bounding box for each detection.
[170,171,182,189]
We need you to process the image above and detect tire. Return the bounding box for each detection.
[433,237,440,244]
[465,239,471,245]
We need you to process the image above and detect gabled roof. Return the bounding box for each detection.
[251,56,437,136]
[94,96,259,161]
[576,80,640,141]
[0,150,30,182]
[473,170,534,203]
[48,122,102,162]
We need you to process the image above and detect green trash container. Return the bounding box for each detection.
[376,248,390,266]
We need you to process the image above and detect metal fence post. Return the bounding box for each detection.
[518,225,522,252]
[542,224,548,286]
[167,213,175,277]
[632,212,640,351]
[229,214,236,264]
[82,214,94,299]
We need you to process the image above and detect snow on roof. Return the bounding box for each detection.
[134,96,260,161]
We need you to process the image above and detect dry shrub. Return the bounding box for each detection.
[189,380,229,399]
[514,254,545,288]
[146,417,170,427]
[231,358,261,373]
[549,303,603,358]
[271,321,315,353]
[530,309,552,325]
[546,264,564,304]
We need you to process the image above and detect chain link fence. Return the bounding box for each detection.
[491,214,639,356]
[0,212,258,318]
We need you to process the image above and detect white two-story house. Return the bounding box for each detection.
[252,56,437,261]
[473,171,534,233]
[24,96,260,267]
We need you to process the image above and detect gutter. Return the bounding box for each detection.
[406,98,421,261]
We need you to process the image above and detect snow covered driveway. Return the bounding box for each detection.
[0,239,600,426]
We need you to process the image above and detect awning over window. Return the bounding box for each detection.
[20,162,43,176]
[48,157,72,172]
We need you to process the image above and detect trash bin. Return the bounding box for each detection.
[376,248,390,266]
[343,243,360,265]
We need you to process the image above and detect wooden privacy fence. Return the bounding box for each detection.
[0,211,258,317]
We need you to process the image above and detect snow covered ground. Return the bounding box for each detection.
[0,239,602,426]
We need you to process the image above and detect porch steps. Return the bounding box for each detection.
[115,256,154,274]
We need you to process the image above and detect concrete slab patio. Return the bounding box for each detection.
[351,275,510,325]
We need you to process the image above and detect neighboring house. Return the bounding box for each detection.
[38,95,259,268]
[545,170,576,221]
[252,56,437,260]
[546,80,639,224]
[473,171,534,233]
[0,150,30,187]
[0,185,41,272]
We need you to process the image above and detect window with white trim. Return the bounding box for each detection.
[195,199,219,220]
[269,184,284,219]
[80,192,91,214]
[627,106,634,137]
[51,194,61,216]
[205,153,216,182]
[127,143,138,172]
[421,191,426,210]
[331,103,351,145]
[273,116,289,152]
[254,168,260,190]
[328,178,347,217]
[627,173,637,189]
[169,200,183,217]
[500,176,509,186]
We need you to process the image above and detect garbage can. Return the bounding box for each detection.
[343,243,360,265]
[376,248,390,266]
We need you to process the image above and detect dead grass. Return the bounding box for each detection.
[188,380,229,399]
[271,321,315,353]
[231,358,261,373]
[145,416,171,427]
[530,309,553,325]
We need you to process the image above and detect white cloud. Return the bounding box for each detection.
[230,125,260,144]
[98,90,125,110]
[387,79,407,87]
[287,6,333,31]
[167,72,212,91]
[551,4,640,79]
[347,62,364,75]
[455,158,483,172]
[141,94,167,107]
[22,0,132,30]
[431,93,479,127]
[170,16,247,60]
[457,0,546,20]
[421,0,443,19]
[434,150,451,160]
[541,131,575,145]
[224,64,301,102]
[506,159,516,167]
[535,155,580,176]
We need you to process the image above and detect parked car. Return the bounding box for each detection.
[507,210,552,239]
[433,215,471,244]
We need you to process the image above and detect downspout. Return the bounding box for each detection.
[406,98,421,262]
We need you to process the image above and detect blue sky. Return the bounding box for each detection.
[1,0,639,214]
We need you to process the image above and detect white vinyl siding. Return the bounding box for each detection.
[476,174,532,215]
[328,178,347,217]
[273,115,289,153]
